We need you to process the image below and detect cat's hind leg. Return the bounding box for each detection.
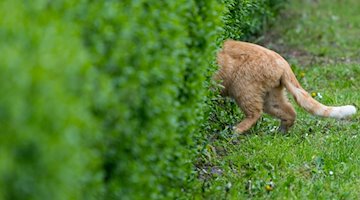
[233,93,263,134]
[264,86,296,133]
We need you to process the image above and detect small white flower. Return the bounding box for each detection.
[270,126,277,132]
[329,171,334,175]
[226,182,232,189]
[317,93,323,99]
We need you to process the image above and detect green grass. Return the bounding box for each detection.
[198,0,360,199]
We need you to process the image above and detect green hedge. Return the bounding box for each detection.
[222,0,286,41]
[0,0,285,199]
[0,1,102,199]
[83,1,223,199]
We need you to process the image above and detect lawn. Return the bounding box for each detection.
[197,0,360,199]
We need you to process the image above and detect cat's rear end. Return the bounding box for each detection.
[215,39,356,134]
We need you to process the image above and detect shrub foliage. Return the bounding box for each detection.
[0,0,284,199]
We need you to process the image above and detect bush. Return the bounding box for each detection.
[0,1,102,199]
[222,0,286,41]
[0,0,285,199]
[82,1,223,199]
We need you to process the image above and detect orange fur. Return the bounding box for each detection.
[215,39,356,133]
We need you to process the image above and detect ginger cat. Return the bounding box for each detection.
[215,39,356,133]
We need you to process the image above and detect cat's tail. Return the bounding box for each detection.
[282,66,356,119]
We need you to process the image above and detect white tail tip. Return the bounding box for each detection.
[329,105,357,119]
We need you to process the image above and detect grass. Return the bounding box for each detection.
[197,0,360,199]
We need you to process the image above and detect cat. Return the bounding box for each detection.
[214,39,356,133]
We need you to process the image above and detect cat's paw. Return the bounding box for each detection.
[233,126,246,134]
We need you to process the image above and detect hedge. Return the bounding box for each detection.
[0,1,104,200]
[222,0,285,41]
[0,0,285,199]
